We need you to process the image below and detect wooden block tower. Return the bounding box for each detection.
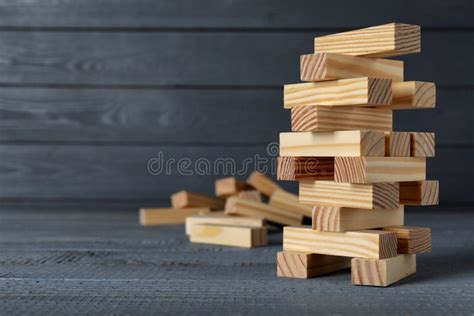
[276,23,438,286]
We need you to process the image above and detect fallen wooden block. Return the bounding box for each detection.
[382,226,431,253]
[171,190,225,210]
[352,254,416,287]
[280,130,385,157]
[189,224,267,248]
[236,190,262,202]
[283,226,398,259]
[334,157,426,183]
[312,205,404,232]
[139,207,210,226]
[185,212,265,235]
[284,77,392,109]
[299,181,399,209]
[247,171,282,196]
[277,251,351,279]
[269,189,313,218]
[215,177,251,197]
[314,23,420,58]
[377,81,436,110]
[410,132,435,157]
[300,53,404,82]
[277,156,334,181]
[399,180,439,205]
[225,196,303,226]
[291,106,393,132]
[385,132,411,157]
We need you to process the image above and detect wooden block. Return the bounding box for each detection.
[283,226,398,259]
[385,132,410,157]
[334,157,426,183]
[277,251,351,279]
[291,106,393,132]
[280,130,385,157]
[139,207,210,226]
[247,171,282,196]
[382,226,431,253]
[277,156,334,181]
[312,205,404,232]
[377,81,436,110]
[352,254,416,287]
[215,177,251,197]
[225,196,303,226]
[283,77,392,109]
[300,53,403,82]
[236,190,262,202]
[411,132,435,157]
[171,191,225,210]
[399,180,439,205]
[189,224,267,248]
[314,23,420,58]
[299,181,399,209]
[269,189,313,218]
[185,212,265,235]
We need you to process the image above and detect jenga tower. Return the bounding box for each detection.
[276,23,438,286]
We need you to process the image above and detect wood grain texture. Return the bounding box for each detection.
[314,23,420,58]
[399,181,439,205]
[299,181,399,209]
[377,82,436,110]
[247,172,282,196]
[171,191,225,210]
[283,78,392,109]
[334,157,426,183]
[236,190,262,202]
[283,226,398,259]
[312,205,404,232]
[215,177,251,197]
[351,254,416,287]
[280,130,385,157]
[277,251,351,279]
[277,156,334,181]
[383,226,432,253]
[189,224,267,248]
[139,207,210,226]
[385,132,410,157]
[269,189,313,218]
[411,132,435,157]
[185,213,265,235]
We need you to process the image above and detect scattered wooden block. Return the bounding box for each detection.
[291,106,393,132]
[139,207,210,226]
[277,156,334,181]
[377,81,436,109]
[351,254,416,287]
[410,132,435,157]
[334,157,426,183]
[283,77,392,109]
[189,224,267,248]
[225,196,303,226]
[171,190,225,210]
[385,132,411,157]
[269,189,313,218]
[314,23,420,58]
[283,226,398,259]
[399,180,439,205]
[236,190,262,202]
[280,130,385,157]
[185,212,265,235]
[382,226,431,253]
[300,53,404,82]
[299,181,399,209]
[312,205,404,232]
[277,251,351,279]
[247,171,282,196]
[215,177,251,197]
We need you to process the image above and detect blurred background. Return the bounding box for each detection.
[0,0,472,209]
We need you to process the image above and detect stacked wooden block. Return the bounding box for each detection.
[277,23,438,286]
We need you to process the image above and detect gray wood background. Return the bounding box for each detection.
[0,0,472,207]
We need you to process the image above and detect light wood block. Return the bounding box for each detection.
[283,77,392,109]
[277,251,351,279]
[411,132,435,157]
[215,177,251,197]
[291,106,393,132]
[352,254,416,287]
[299,181,399,209]
[334,157,426,183]
[236,190,262,202]
[314,23,420,58]
[247,171,282,196]
[312,205,404,232]
[171,190,225,210]
[382,226,431,253]
[280,130,385,157]
[385,132,410,157]
[269,189,313,218]
[283,226,398,259]
[399,180,439,205]
[277,156,334,181]
[377,81,436,109]
[225,196,303,226]
[139,207,210,226]
[189,224,267,248]
[300,53,403,82]
[185,212,265,235]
